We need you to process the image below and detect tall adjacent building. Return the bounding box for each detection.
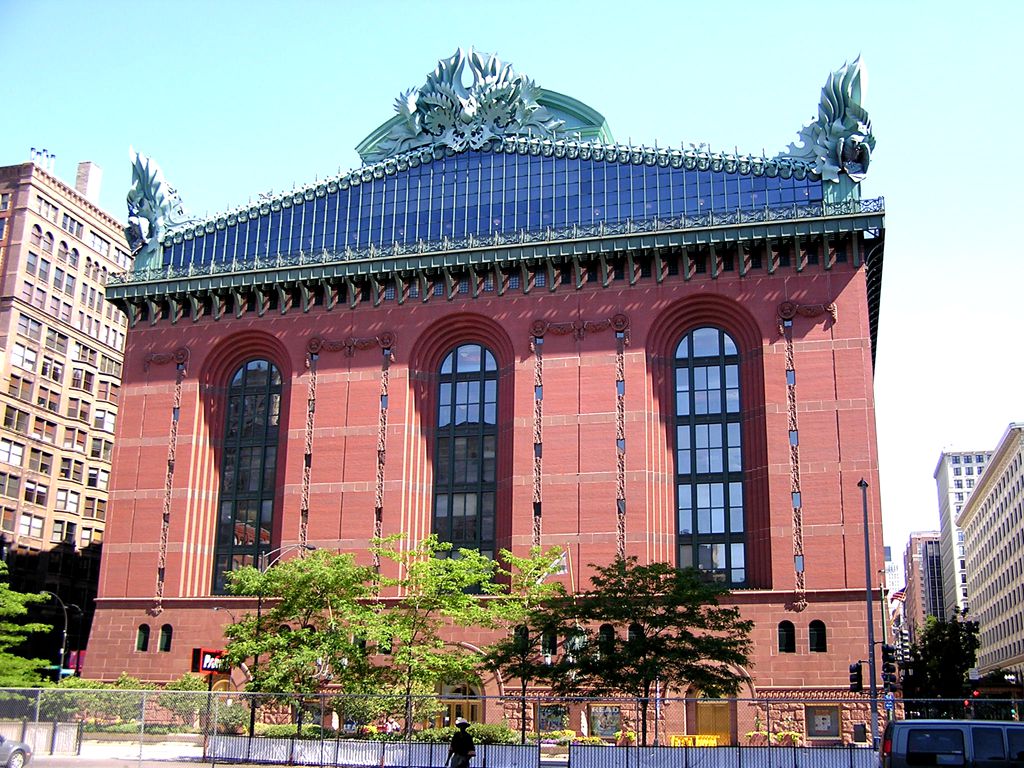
[934,450,991,614]
[87,50,886,736]
[902,532,945,642]
[957,423,1024,678]
[0,155,131,668]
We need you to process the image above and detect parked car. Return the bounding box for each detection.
[0,735,31,768]
[880,719,1024,767]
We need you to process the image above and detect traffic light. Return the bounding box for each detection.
[881,643,897,691]
[849,661,864,692]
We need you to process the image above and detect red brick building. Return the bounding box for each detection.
[88,50,886,717]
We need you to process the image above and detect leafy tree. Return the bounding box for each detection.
[539,557,753,745]
[480,547,568,742]
[372,535,500,732]
[158,672,209,727]
[223,549,381,732]
[901,610,980,704]
[0,562,51,687]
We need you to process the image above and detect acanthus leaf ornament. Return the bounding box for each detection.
[365,48,564,163]
[125,149,195,269]
[776,57,876,183]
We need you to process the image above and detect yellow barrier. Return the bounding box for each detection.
[669,735,719,747]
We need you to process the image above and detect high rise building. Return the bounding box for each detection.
[934,450,992,614]
[957,423,1024,678]
[87,50,887,732]
[902,532,945,642]
[0,155,131,670]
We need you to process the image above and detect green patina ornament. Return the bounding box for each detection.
[125,149,192,269]
[362,47,566,163]
[778,57,876,183]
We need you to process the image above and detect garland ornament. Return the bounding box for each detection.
[777,58,876,183]
[365,47,564,163]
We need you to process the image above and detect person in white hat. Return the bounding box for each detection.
[447,718,475,768]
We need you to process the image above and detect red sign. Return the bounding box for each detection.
[199,648,225,674]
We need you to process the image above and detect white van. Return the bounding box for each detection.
[880,720,1024,767]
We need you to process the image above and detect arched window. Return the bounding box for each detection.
[212,359,282,593]
[778,620,796,653]
[159,624,173,652]
[135,624,150,652]
[809,620,827,652]
[58,241,69,263]
[598,623,616,659]
[30,225,42,247]
[42,232,54,254]
[513,624,529,653]
[541,630,557,657]
[674,327,745,584]
[433,344,497,557]
[69,248,79,268]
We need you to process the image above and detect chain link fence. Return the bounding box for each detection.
[1,688,1019,765]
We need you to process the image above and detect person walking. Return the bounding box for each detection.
[447,718,475,768]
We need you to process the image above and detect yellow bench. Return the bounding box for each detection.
[669,735,719,747]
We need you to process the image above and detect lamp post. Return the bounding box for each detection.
[858,479,879,748]
[42,591,80,678]
[247,543,316,743]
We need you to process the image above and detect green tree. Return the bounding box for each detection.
[158,672,209,728]
[901,610,980,705]
[480,547,568,742]
[372,535,500,733]
[223,549,381,730]
[0,562,51,687]
[540,557,753,745]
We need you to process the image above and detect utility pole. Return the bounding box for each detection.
[859,478,879,747]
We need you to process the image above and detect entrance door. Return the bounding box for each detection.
[696,701,731,744]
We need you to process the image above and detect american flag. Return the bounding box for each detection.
[891,587,907,602]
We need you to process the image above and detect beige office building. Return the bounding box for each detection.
[957,423,1024,678]
[0,155,130,669]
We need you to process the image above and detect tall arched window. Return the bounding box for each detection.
[674,327,745,584]
[212,359,282,593]
[433,344,497,558]
[135,624,150,652]
[778,621,796,653]
[159,624,173,652]
[809,620,827,652]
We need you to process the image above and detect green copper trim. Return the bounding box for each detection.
[108,198,883,304]
[777,58,876,183]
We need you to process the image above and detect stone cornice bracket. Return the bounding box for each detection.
[530,313,629,342]
[144,347,190,373]
[306,332,397,365]
[776,301,837,335]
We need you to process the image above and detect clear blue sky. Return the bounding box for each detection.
[3,0,1021,571]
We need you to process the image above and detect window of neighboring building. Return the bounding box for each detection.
[136,624,150,652]
[159,624,173,652]
[951,456,960,464]
[433,343,498,558]
[778,620,796,653]
[212,359,282,593]
[0,439,24,466]
[809,620,827,652]
[18,513,43,538]
[674,327,745,584]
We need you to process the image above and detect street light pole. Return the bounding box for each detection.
[42,591,80,677]
[246,543,316,744]
[858,479,879,747]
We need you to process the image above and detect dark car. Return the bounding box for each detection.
[0,735,31,768]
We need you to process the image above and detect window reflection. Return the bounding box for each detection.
[434,344,499,555]
[675,328,745,585]
[213,358,282,593]
[167,151,825,269]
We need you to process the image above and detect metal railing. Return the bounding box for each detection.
[1,688,1014,766]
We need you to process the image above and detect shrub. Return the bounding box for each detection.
[413,722,518,745]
